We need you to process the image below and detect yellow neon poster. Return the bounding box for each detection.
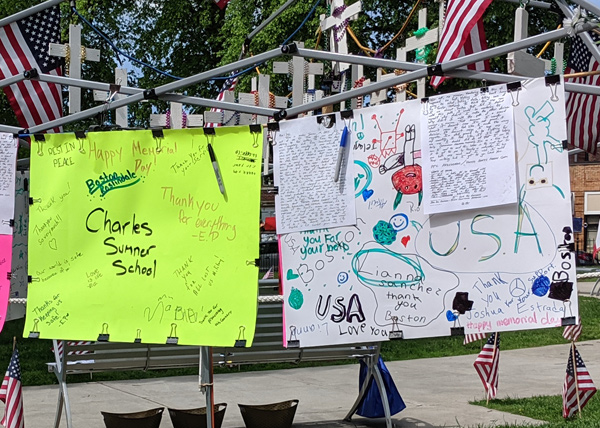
[24,127,262,346]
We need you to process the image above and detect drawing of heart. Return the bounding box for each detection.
[362,188,374,201]
[401,235,410,247]
[297,264,315,283]
[49,238,58,250]
[286,269,299,280]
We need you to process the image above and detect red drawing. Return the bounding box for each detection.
[378,121,422,209]
[372,109,405,162]
[401,235,411,247]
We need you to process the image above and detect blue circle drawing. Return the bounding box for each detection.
[390,213,409,231]
[337,272,349,284]
[532,275,551,297]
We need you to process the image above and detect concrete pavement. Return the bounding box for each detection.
[22,339,600,428]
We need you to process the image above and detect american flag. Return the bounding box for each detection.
[463,332,486,345]
[0,347,24,428]
[205,74,238,127]
[562,346,597,418]
[473,332,500,399]
[0,5,63,133]
[563,322,583,342]
[566,31,600,154]
[430,0,493,88]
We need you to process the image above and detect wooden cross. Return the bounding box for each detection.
[396,8,439,101]
[273,42,323,108]
[238,74,287,124]
[543,43,565,75]
[150,101,204,129]
[369,69,397,106]
[320,0,361,73]
[49,24,100,114]
[507,7,545,76]
[203,90,237,126]
[93,68,128,128]
[204,75,287,126]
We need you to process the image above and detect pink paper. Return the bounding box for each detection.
[0,234,13,332]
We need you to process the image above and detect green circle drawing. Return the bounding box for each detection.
[373,220,397,245]
[351,248,424,287]
[288,287,304,310]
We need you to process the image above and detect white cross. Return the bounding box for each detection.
[150,102,204,129]
[543,43,565,75]
[49,24,100,114]
[320,0,361,73]
[204,75,287,126]
[93,68,128,128]
[507,7,545,76]
[203,90,237,126]
[396,8,439,101]
[238,74,287,124]
[273,42,323,108]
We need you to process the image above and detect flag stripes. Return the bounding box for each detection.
[473,332,500,399]
[565,31,600,154]
[562,346,597,418]
[0,347,24,428]
[463,332,486,345]
[431,0,492,88]
[0,5,63,133]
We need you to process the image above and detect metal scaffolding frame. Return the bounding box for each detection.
[0,21,598,134]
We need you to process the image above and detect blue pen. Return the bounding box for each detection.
[334,125,349,183]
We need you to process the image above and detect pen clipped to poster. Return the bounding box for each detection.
[204,128,226,195]
[334,125,349,183]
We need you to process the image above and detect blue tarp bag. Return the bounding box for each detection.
[356,356,406,418]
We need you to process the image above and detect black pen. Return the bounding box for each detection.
[207,142,226,195]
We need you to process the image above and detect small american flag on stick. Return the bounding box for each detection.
[0,346,24,428]
[562,345,596,418]
[473,332,500,401]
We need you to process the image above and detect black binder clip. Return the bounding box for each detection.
[450,311,465,336]
[134,329,142,344]
[561,300,576,326]
[287,326,300,348]
[98,323,110,341]
[389,315,403,340]
[29,318,40,338]
[166,323,178,344]
[235,326,247,347]
[6,272,12,281]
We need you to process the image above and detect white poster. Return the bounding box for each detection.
[421,85,517,214]
[274,114,356,234]
[280,78,577,348]
[0,133,18,235]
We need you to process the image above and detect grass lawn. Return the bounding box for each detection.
[0,296,598,388]
[471,394,600,427]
